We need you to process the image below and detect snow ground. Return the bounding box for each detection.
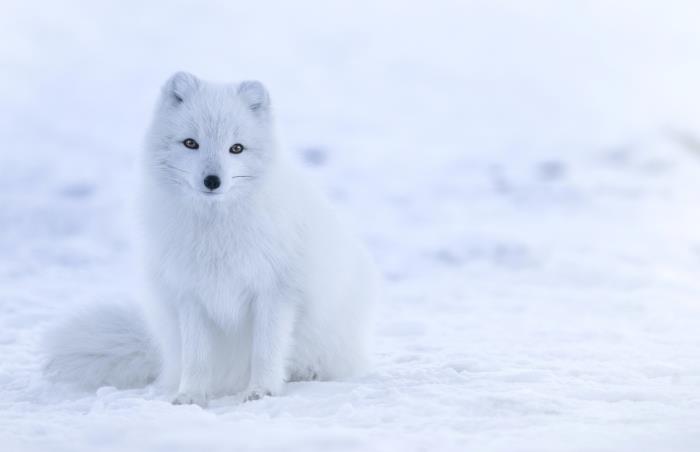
[2,1,700,451]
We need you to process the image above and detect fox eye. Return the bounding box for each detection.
[183,138,199,149]
[230,143,245,154]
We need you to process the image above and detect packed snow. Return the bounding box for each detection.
[2,1,700,451]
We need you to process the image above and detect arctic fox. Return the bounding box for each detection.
[44,72,379,406]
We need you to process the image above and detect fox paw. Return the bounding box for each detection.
[172,392,208,407]
[242,387,273,402]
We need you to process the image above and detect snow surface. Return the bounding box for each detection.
[2,1,700,451]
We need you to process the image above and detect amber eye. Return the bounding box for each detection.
[230,143,245,154]
[183,138,199,149]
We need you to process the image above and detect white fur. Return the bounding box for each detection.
[43,303,159,389]
[44,72,379,406]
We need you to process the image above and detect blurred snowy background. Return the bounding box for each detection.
[2,0,700,451]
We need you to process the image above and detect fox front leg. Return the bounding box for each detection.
[242,295,296,402]
[172,304,216,407]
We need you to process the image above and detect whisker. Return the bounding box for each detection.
[158,163,189,173]
[231,176,255,179]
[159,175,185,186]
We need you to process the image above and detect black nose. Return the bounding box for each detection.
[203,175,221,190]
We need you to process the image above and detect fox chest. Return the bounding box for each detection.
[153,222,289,320]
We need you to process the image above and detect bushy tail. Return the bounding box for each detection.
[43,303,160,389]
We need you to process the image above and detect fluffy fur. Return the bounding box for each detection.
[44,72,379,405]
[44,303,159,389]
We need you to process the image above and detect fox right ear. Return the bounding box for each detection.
[162,71,199,105]
[237,81,270,114]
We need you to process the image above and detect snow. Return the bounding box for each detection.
[2,0,700,450]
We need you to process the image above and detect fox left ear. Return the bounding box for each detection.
[237,81,270,114]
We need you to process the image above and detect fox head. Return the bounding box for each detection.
[145,72,275,201]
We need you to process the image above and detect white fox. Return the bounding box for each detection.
[44,72,379,406]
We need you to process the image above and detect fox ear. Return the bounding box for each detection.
[237,81,270,113]
[162,71,199,105]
